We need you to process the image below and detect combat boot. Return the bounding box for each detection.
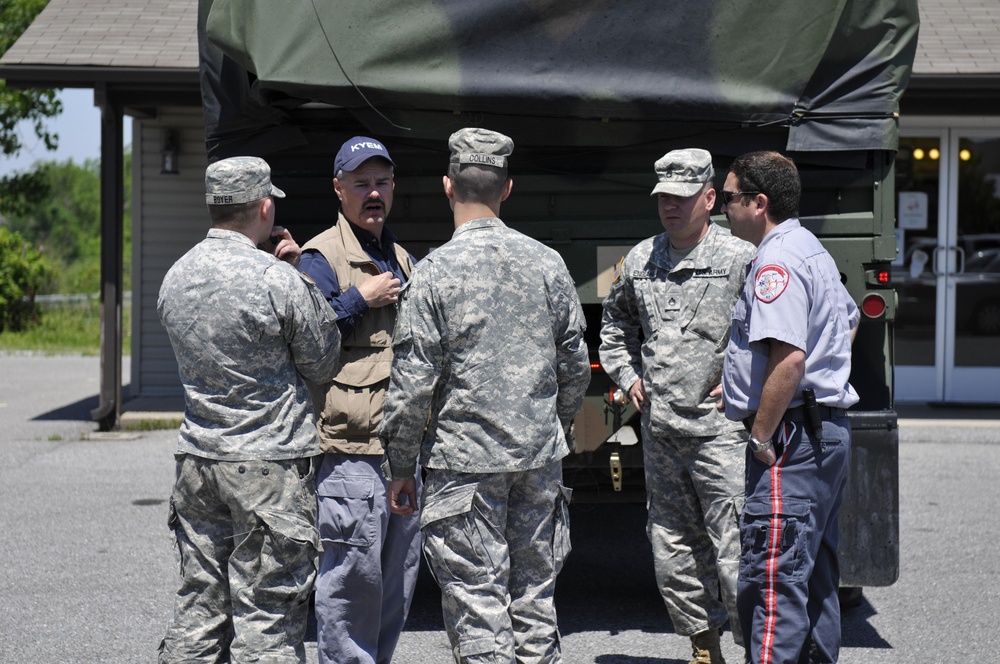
[690,628,726,664]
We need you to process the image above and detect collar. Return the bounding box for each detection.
[337,211,397,265]
[453,216,505,238]
[207,227,256,247]
[649,222,720,272]
[758,217,801,254]
[344,212,398,249]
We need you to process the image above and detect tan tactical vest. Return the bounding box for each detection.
[302,213,414,455]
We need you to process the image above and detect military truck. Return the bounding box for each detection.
[199,0,918,594]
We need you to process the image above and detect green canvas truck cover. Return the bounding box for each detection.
[199,0,918,157]
[197,1,914,587]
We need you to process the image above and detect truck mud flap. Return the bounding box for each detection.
[838,409,899,587]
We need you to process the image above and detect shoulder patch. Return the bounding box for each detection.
[754,264,789,303]
[612,256,624,284]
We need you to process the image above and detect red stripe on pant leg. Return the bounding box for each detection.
[759,422,795,664]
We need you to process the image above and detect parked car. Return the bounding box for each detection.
[959,249,1000,335]
[895,243,1000,335]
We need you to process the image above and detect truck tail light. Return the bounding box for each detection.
[862,293,887,318]
[864,268,892,286]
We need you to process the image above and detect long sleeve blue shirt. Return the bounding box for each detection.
[298,221,412,336]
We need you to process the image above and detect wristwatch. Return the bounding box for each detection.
[748,434,773,453]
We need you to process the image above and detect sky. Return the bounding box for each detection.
[0,88,132,177]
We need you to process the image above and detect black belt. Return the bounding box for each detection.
[742,405,846,432]
[784,404,847,422]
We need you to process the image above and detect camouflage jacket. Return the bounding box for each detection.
[380,217,590,478]
[599,223,753,438]
[158,228,341,460]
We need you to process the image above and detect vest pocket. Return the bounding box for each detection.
[319,345,392,445]
[320,378,388,441]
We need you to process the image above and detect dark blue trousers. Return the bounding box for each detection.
[738,415,851,664]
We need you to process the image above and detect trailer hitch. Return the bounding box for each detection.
[609,451,623,492]
[605,387,637,491]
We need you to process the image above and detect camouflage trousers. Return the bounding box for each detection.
[420,460,572,664]
[643,429,745,644]
[158,453,320,664]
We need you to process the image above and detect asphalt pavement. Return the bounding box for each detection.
[2,353,999,663]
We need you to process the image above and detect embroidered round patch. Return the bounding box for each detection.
[754,264,790,302]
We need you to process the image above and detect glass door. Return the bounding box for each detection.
[895,129,1000,403]
[948,132,1000,401]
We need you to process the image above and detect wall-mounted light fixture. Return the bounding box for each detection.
[161,129,180,174]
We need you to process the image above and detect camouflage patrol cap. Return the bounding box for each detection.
[448,128,513,168]
[650,148,714,197]
[205,156,285,206]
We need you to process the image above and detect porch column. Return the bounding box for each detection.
[92,85,124,431]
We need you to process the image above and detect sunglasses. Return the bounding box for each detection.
[719,190,759,206]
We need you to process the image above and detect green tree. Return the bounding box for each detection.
[0,225,52,331]
[1,0,61,216]
[5,153,132,293]
[11,158,100,258]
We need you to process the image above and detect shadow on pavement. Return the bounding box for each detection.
[402,503,674,637]
[31,394,99,421]
[841,595,892,649]
[556,503,671,637]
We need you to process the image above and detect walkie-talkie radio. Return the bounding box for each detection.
[802,388,823,439]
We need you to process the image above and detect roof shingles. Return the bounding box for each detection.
[914,0,1000,75]
[0,0,198,69]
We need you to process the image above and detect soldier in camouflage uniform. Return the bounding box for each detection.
[599,149,754,664]
[379,128,590,664]
[157,157,342,663]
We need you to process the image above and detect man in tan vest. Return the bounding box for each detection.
[299,136,420,664]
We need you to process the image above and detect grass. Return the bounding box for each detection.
[0,298,131,356]
[121,417,183,432]
[0,298,176,431]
